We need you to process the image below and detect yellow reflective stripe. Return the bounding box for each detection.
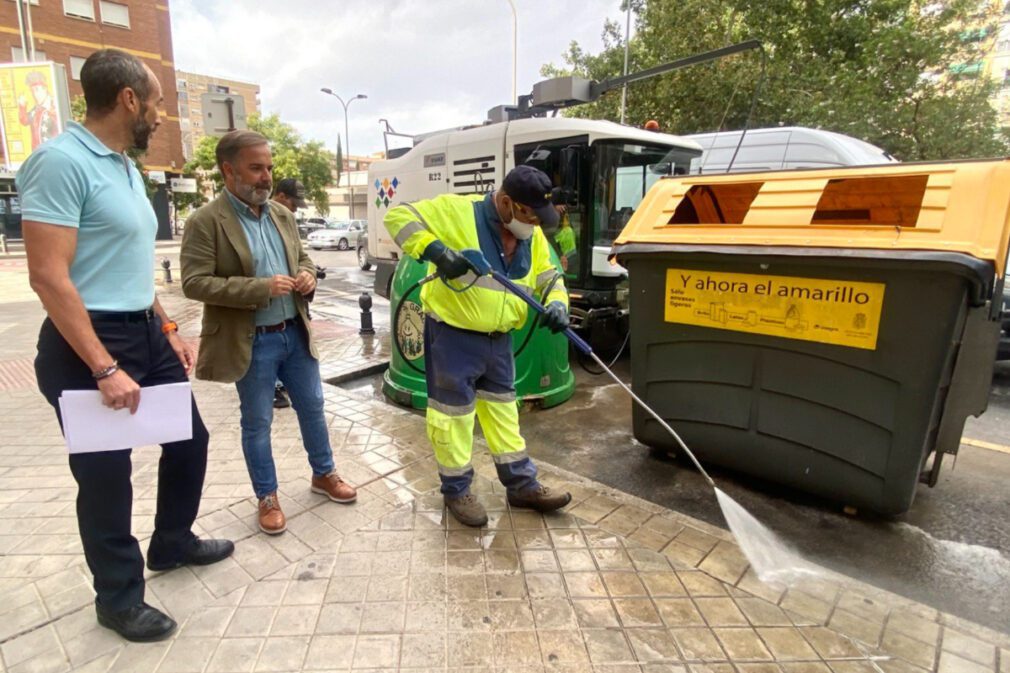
[477,390,516,403]
[437,463,473,476]
[393,220,427,247]
[491,450,529,464]
[536,269,557,288]
[453,272,533,295]
[401,202,427,223]
[428,398,475,416]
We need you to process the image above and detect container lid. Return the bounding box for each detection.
[612,159,1010,275]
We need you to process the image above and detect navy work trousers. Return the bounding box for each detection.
[35,314,208,611]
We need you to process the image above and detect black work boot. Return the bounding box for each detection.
[96,602,177,642]
[507,484,572,512]
[273,384,290,409]
[444,492,488,527]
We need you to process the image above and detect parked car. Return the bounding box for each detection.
[298,216,330,239]
[356,225,372,271]
[684,126,896,174]
[999,274,1010,361]
[307,220,365,250]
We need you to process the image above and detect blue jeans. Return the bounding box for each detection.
[235,321,334,499]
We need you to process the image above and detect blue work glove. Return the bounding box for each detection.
[542,301,569,334]
[423,241,470,280]
[460,249,491,276]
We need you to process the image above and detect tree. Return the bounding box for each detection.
[185,113,335,214]
[71,94,87,123]
[541,0,1006,161]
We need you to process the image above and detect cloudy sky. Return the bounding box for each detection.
[170,0,628,158]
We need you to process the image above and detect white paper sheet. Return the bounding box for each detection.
[58,382,193,454]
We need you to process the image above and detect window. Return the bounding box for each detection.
[594,141,698,244]
[6,0,40,5]
[177,90,188,103]
[178,103,189,117]
[99,1,129,28]
[63,0,96,20]
[11,47,47,62]
[69,56,87,80]
[209,84,229,94]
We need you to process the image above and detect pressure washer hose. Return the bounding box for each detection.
[487,269,717,489]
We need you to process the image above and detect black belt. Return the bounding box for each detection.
[256,318,298,334]
[88,308,156,323]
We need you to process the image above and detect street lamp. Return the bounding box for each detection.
[320,88,367,219]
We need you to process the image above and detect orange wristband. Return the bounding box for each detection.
[161,320,179,334]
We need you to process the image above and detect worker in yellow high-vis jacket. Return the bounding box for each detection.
[383,165,573,527]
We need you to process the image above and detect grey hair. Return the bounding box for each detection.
[215,130,269,172]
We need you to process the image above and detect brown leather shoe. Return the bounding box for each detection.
[311,471,357,503]
[258,493,286,535]
[444,492,488,527]
[507,484,572,512]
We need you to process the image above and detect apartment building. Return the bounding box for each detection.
[0,0,184,171]
[174,69,259,161]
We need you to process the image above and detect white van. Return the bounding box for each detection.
[685,126,897,174]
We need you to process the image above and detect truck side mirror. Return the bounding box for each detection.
[559,146,581,206]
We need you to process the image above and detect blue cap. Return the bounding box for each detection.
[502,165,559,228]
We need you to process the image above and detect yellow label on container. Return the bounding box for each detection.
[664,269,885,350]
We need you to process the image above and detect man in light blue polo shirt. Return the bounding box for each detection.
[19,49,232,643]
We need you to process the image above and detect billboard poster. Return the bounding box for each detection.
[0,62,71,169]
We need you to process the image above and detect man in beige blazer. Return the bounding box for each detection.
[181,130,356,535]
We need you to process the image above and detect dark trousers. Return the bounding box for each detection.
[35,314,209,611]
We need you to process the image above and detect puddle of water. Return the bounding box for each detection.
[894,522,1010,578]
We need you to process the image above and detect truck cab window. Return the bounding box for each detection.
[593,142,698,248]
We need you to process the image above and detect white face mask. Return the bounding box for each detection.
[506,204,536,240]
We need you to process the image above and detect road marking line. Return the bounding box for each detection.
[962,438,1010,455]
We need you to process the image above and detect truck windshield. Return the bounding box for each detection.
[592,141,698,247]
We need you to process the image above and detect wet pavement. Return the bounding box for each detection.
[520,362,1010,634]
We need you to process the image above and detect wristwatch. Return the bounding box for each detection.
[161,320,179,334]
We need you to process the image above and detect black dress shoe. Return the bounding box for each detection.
[273,385,291,409]
[147,538,235,572]
[96,602,176,642]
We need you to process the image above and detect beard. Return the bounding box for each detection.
[234,175,272,206]
[131,111,155,151]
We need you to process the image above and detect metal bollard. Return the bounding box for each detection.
[0,234,7,254]
[358,292,375,336]
[161,257,173,283]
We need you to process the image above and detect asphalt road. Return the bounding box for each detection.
[314,249,1010,634]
